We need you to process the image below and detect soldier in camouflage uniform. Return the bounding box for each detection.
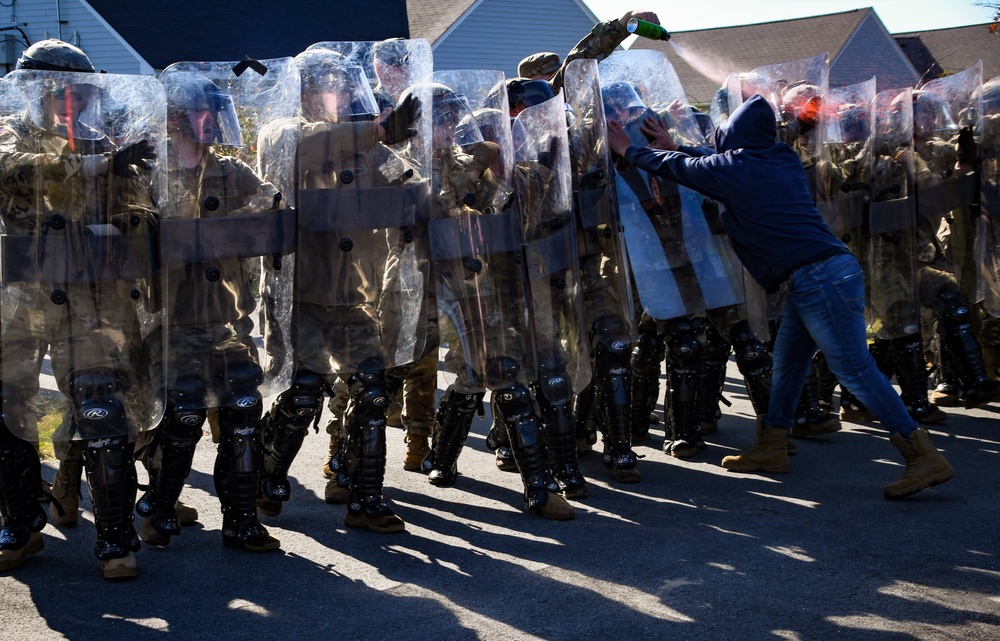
[256,48,425,533]
[133,69,285,553]
[0,40,160,579]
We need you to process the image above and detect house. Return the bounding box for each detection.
[629,8,921,107]
[895,23,1000,83]
[0,0,410,75]
[406,0,603,79]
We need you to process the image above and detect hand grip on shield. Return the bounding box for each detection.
[380,94,422,145]
[111,139,157,177]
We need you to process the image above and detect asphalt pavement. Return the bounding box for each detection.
[2,357,999,641]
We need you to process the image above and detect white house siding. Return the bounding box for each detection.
[430,0,599,78]
[2,0,151,76]
[832,13,918,92]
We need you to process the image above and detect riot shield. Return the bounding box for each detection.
[978,75,1000,316]
[512,91,591,399]
[598,50,744,321]
[266,47,431,378]
[0,70,165,441]
[816,78,875,262]
[709,71,745,130]
[868,88,921,339]
[744,54,829,185]
[156,58,299,409]
[914,61,983,304]
[562,59,635,342]
[306,38,433,110]
[424,69,536,391]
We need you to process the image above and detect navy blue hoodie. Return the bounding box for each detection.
[624,94,848,292]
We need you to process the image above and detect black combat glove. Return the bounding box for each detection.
[537,136,561,170]
[957,126,978,166]
[380,94,421,145]
[111,139,157,177]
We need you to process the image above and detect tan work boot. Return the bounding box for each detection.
[756,416,796,456]
[345,500,405,533]
[386,394,404,428]
[324,477,351,504]
[403,434,430,472]
[532,493,575,520]
[139,516,170,546]
[699,419,718,436]
[175,501,198,525]
[0,530,44,571]
[884,428,956,499]
[101,553,138,580]
[721,424,790,474]
[322,432,340,479]
[49,457,83,527]
[929,383,961,407]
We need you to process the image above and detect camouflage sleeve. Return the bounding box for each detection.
[227,155,282,214]
[0,122,98,194]
[549,19,630,94]
[297,120,381,176]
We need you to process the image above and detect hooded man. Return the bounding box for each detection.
[607,94,955,500]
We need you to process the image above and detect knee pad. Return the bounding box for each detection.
[272,370,324,428]
[162,375,207,439]
[666,318,704,370]
[492,384,533,423]
[632,331,665,376]
[484,356,521,390]
[68,369,128,439]
[703,324,731,364]
[218,361,264,429]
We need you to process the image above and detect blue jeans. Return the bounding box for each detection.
[766,253,918,436]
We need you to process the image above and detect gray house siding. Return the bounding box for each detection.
[831,12,918,92]
[2,0,149,75]
[430,0,597,78]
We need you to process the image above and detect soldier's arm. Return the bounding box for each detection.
[297,120,382,175]
[227,156,283,214]
[0,125,108,193]
[549,10,659,93]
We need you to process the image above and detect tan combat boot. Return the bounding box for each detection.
[721,424,790,474]
[0,531,44,571]
[756,416,796,456]
[533,493,575,521]
[324,477,350,504]
[403,434,430,472]
[49,456,83,527]
[174,501,198,525]
[322,432,340,479]
[101,553,137,580]
[884,428,956,499]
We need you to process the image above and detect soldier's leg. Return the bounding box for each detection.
[698,321,731,436]
[535,353,587,500]
[0,393,47,571]
[70,369,140,580]
[492,372,573,520]
[135,375,205,546]
[730,320,773,418]
[214,361,278,552]
[812,350,837,413]
[344,359,403,533]
[401,348,439,472]
[664,316,707,458]
[890,333,948,424]
[630,315,666,442]
[425,386,483,485]
[979,313,1000,381]
[322,379,351,504]
[49,438,84,528]
[592,314,640,483]
[791,351,841,437]
[258,370,325,517]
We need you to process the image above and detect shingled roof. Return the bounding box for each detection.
[87,0,410,70]
[405,0,479,45]
[895,23,1000,82]
[631,7,919,105]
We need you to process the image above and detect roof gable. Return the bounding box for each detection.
[86,0,410,69]
[895,23,999,81]
[406,0,480,45]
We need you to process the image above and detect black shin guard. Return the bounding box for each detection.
[664,317,706,457]
[260,371,323,504]
[0,423,46,551]
[425,387,482,484]
[85,436,139,561]
[698,325,730,430]
[731,321,772,416]
[891,333,943,421]
[495,384,553,511]
[630,320,665,439]
[345,363,391,515]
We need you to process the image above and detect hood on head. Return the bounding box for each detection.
[715,94,776,152]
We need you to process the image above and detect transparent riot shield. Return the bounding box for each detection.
[512,91,591,399]
[709,72,745,130]
[978,75,1000,316]
[156,58,299,411]
[306,38,432,110]
[914,61,983,305]
[424,69,536,391]
[0,70,166,441]
[743,54,829,186]
[599,50,744,321]
[816,78,875,265]
[562,59,635,342]
[268,47,431,378]
[868,88,921,339]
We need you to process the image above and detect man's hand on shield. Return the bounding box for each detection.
[111,139,157,178]
[379,93,422,145]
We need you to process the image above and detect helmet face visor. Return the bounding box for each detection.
[28,79,104,140]
[303,61,379,123]
[202,86,242,146]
